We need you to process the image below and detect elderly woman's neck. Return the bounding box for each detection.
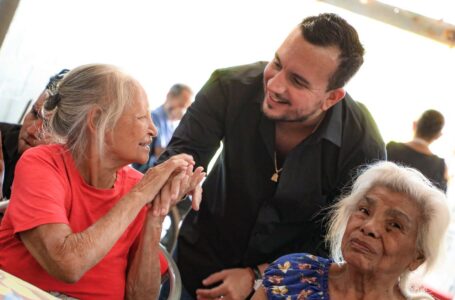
[329,264,405,300]
[76,153,118,189]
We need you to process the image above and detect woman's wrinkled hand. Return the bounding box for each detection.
[153,158,206,216]
[152,163,206,216]
[130,154,195,205]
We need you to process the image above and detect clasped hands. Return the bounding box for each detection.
[135,153,205,216]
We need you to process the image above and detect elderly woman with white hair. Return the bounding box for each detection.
[0,64,205,300]
[252,161,450,300]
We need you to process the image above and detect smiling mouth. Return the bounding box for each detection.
[268,92,290,105]
[139,142,150,150]
[350,238,376,254]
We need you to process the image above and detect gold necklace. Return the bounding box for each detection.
[271,151,283,182]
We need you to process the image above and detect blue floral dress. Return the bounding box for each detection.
[262,253,332,300]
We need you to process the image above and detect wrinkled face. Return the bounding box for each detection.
[262,28,341,123]
[18,91,51,155]
[166,89,192,121]
[341,186,424,277]
[106,87,157,166]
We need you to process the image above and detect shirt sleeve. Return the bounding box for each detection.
[263,253,329,299]
[156,71,228,169]
[8,146,70,234]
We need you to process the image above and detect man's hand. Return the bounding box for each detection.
[152,162,205,216]
[196,268,254,300]
[130,154,194,206]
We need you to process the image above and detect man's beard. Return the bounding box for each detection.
[261,97,319,123]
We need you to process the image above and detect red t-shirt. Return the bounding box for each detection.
[0,144,167,300]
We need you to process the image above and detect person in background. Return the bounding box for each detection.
[0,69,69,200]
[387,109,448,192]
[253,161,450,300]
[133,83,192,173]
[0,64,204,300]
[157,13,385,299]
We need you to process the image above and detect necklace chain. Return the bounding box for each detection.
[270,114,325,182]
[271,151,283,182]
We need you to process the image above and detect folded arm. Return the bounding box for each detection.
[19,155,192,283]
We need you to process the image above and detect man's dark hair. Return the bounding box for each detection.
[300,13,364,91]
[416,109,445,140]
[168,83,192,98]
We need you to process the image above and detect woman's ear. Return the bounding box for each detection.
[87,106,102,134]
[408,251,425,271]
[322,88,346,111]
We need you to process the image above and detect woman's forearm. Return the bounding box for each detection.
[21,192,147,283]
[21,157,191,283]
[126,212,163,300]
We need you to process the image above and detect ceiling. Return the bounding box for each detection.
[319,0,455,47]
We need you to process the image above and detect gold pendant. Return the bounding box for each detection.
[271,172,279,182]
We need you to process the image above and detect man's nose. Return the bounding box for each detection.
[267,70,286,95]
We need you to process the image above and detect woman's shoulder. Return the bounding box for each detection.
[21,143,65,157]
[19,144,68,165]
[263,253,331,299]
[269,253,331,270]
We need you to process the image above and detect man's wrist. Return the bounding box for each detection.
[251,265,261,279]
[251,265,263,290]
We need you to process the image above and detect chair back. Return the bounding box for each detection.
[0,199,9,214]
[159,243,181,299]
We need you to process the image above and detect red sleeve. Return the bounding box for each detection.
[159,251,169,276]
[8,145,70,234]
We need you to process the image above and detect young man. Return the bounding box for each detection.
[158,13,385,299]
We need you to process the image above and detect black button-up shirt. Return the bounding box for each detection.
[158,62,386,295]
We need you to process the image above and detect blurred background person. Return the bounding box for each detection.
[253,161,450,300]
[387,109,448,192]
[133,83,193,173]
[0,69,69,200]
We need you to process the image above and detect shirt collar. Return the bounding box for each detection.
[257,85,343,148]
[312,98,343,147]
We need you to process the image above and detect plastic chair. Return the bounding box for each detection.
[0,200,9,221]
[0,200,9,213]
[160,195,193,254]
[160,206,181,254]
[159,243,181,300]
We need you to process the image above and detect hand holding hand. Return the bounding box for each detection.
[152,163,205,216]
[130,154,194,205]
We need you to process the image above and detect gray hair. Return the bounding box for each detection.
[44,64,142,164]
[168,83,192,98]
[326,161,450,299]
